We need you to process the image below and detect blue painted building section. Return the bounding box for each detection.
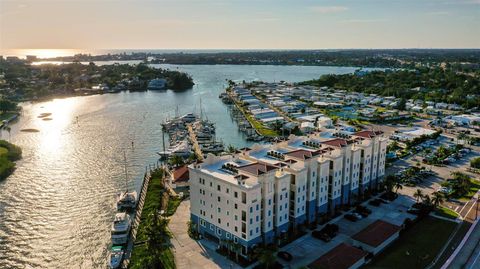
[317,203,328,214]
[275,222,290,236]
[350,187,359,202]
[370,178,378,190]
[341,184,350,205]
[329,196,342,212]
[191,214,262,249]
[292,214,307,227]
[306,199,317,223]
[264,230,275,245]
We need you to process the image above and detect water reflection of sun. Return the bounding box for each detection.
[37,98,78,154]
[13,49,80,59]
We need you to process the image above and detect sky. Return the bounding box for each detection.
[0,0,479,53]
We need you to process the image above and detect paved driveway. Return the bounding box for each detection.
[278,194,416,268]
[168,199,243,269]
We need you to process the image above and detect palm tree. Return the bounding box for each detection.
[5,126,11,141]
[169,155,184,167]
[423,194,432,206]
[394,181,403,194]
[227,144,237,154]
[384,175,395,193]
[414,189,424,203]
[254,245,277,269]
[431,191,444,209]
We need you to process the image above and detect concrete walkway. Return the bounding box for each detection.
[168,199,243,269]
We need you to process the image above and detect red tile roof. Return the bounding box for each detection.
[309,243,368,269]
[322,138,348,148]
[354,130,383,139]
[352,220,401,247]
[284,149,320,160]
[237,162,277,176]
[173,165,190,182]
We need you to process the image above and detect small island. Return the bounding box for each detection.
[0,59,194,101]
[0,140,22,180]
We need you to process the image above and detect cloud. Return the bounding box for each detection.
[311,6,348,14]
[340,19,388,24]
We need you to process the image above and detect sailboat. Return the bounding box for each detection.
[116,151,138,211]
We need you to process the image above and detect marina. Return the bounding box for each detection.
[0,64,366,268]
[160,112,224,160]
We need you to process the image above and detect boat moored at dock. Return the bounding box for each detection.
[111,212,132,245]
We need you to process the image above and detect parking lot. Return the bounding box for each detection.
[277,194,416,268]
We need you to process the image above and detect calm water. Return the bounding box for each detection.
[0,64,364,268]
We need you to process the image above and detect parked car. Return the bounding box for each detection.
[344,213,358,222]
[356,205,372,214]
[320,224,339,237]
[368,200,381,207]
[277,251,293,262]
[312,231,331,242]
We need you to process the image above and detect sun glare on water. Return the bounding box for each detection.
[13,49,81,59]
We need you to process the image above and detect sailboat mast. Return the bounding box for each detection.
[123,151,128,192]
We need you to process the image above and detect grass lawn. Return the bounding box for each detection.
[458,179,480,202]
[134,176,164,242]
[233,99,279,137]
[166,197,182,216]
[434,206,459,220]
[129,245,175,269]
[365,216,457,269]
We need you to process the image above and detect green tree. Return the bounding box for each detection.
[414,189,424,203]
[471,157,480,169]
[254,245,277,269]
[169,155,184,167]
[431,192,444,209]
[394,181,403,194]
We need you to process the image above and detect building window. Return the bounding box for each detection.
[234,192,238,198]
[226,233,230,239]
[235,203,238,209]
[241,192,247,204]
[234,237,238,243]
[226,188,229,193]
[218,197,221,202]
[217,185,221,191]
[217,228,222,236]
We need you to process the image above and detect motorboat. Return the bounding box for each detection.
[111,212,132,245]
[117,190,138,211]
[147,78,167,90]
[157,140,191,159]
[109,246,124,269]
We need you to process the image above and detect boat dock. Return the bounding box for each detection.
[187,124,204,161]
[120,169,152,269]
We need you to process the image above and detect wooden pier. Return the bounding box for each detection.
[187,124,204,161]
[120,170,152,269]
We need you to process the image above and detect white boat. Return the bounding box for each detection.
[157,140,191,158]
[147,78,167,90]
[116,151,137,211]
[117,190,138,211]
[111,212,132,245]
[109,246,124,269]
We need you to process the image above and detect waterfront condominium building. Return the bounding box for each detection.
[189,130,387,257]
